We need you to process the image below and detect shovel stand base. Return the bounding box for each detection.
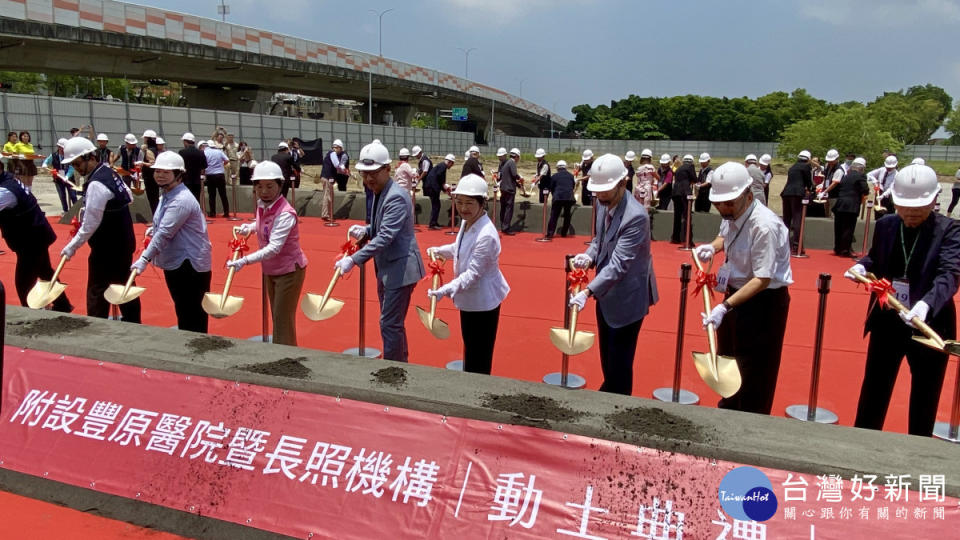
[343,347,381,359]
[652,387,699,405]
[247,334,273,343]
[785,404,838,424]
[324,221,341,227]
[445,359,463,371]
[933,421,960,443]
[535,237,552,243]
[791,253,809,259]
[543,372,586,389]
[444,230,457,236]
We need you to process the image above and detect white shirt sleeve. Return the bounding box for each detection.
[0,187,16,211]
[243,212,296,264]
[831,170,844,184]
[64,181,113,253]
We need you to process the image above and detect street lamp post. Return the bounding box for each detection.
[347,54,373,125]
[369,8,395,57]
[456,47,477,80]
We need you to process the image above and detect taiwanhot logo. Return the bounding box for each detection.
[717,466,778,522]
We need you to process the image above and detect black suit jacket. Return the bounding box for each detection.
[782,161,812,197]
[859,213,960,338]
[550,170,576,201]
[460,157,483,178]
[271,152,295,181]
[179,146,207,185]
[673,163,696,197]
[423,162,447,195]
[831,170,868,214]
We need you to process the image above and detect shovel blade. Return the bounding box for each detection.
[416,306,450,340]
[548,326,595,356]
[300,293,344,321]
[202,293,244,319]
[26,280,67,309]
[692,351,742,398]
[104,284,146,305]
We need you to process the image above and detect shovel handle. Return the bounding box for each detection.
[850,270,946,348]
[50,255,68,284]
[121,269,137,298]
[690,251,721,361]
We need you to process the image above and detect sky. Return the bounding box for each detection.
[142,0,960,121]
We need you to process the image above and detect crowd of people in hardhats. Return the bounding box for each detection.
[2,131,959,439]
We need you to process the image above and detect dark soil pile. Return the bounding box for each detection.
[185,335,234,355]
[370,366,407,388]
[9,316,89,337]
[605,407,710,443]
[481,393,584,422]
[237,357,311,379]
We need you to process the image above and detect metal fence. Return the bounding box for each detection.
[485,137,780,158]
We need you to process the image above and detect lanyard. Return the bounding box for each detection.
[900,222,920,277]
[724,202,757,252]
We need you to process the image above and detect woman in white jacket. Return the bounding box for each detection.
[427,174,509,374]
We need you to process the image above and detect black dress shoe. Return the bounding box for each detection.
[504,231,516,236]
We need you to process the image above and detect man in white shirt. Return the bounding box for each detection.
[203,140,230,218]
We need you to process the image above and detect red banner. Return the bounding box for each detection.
[0,346,957,539]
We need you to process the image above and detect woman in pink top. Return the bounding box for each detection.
[226,161,308,345]
[394,147,419,191]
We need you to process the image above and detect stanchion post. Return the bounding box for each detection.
[653,263,699,404]
[786,273,838,423]
[857,200,874,258]
[1,279,5,414]
[200,177,212,224]
[343,262,381,358]
[792,198,809,258]
[933,361,960,443]
[227,174,241,221]
[679,194,694,251]
[446,192,458,236]
[536,190,551,243]
[543,254,586,389]
[324,180,340,227]
[584,196,596,245]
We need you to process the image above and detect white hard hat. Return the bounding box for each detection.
[798,150,811,161]
[372,139,382,144]
[278,141,289,149]
[682,154,694,162]
[955,168,960,180]
[557,160,567,168]
[411,145,422,155]
[659,153,671,164]
[207,140,218,148]
[181,132,195,142]
[892,164,940,207]
[586,154,627,193]
[252,160,284,182]
[444,153,456,162]
[624,151,636,161]
[453,174,488,198]
[96,133,109,142]
[709,162,753,203]
[156,137,165,146]
[825,149,840,161]
[745,154,758,163]
[759,154,771,166]
[198,140,208,148]
[911,157,925,165]
[640,148,653,158]
[398,147,411,158]
[356,140,391,171]
[464,150,471,159]
[152,150,185,171]
[884,155,898,168]
[56,138,68,148]
[142,129,157,139]
[332,139,344,148]
[535,148,546,158]
[509,147,520,157]
[124,133,137,144]
[496,147,507,157]
[468,145,480,154]
[699,152,711,163]
[61,136,96,164]
[582,149,594,160]
[853,157,867,167]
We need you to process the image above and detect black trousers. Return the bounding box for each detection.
[164,260,211,333]
[239,167,253,185]
[143,170,159,213]
[694,186,712,213]
[671,194,691,243]
[14,245,72,312]
[596,305,644,395]
[833,211,857,255]
[717,286,790,414]
[426,189,441,227]
[855,311,949,436]
[186,182,202,204]
[538,187,549,204]
[460,305,501,374]
[656,183,673,210]
[335,174,349,191]
[781,195,804,251]
[206,173,229,217]
[548,200,574,237]
[87,247,141,323]
[499,190,516,232]
[948,187,960,214]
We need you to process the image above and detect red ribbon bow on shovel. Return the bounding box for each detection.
[692,270,718,298]
[224,237,250,266]
[334,240,360,261]
[864,278,895,309]
[427,259,446,286]
[567,268,590,293]
[69,216,81,237]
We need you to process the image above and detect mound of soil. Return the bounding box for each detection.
[605,407,710,443]
[10,316,89,337]
[237,357,311,379]
[185,336,234,355]
[481,393,584,422]
[370,367,407,388]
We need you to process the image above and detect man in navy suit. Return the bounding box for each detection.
[846,164,960,436]
[569,153,658,395]
[337,140,425,362]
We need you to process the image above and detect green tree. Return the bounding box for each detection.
[945,103,960,144]
[779,105,901,167]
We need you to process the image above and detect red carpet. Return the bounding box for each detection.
[3,213,957,436]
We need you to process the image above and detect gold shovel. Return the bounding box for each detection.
[548,262,596,355]
[690,253,742,398]
[850,270,959,354]
[416,252,450,339]
[26,255,69,309]
[202,227,251,319]
[300,237,364,321]
[104,269,146,305]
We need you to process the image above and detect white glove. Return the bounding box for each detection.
[60,245,76,260]
[238,223,254,236]
[899,300,930,329]
[335,256,355,275]
[878,188,892,201]
[694,244,715,263]
[568,290,589,311]
[427,283,456,300]
[144,226,154,237]
[702,303,728,329]
[844,263,866,282]
[226,257,247,272]
[426,246,445,260]
[348,224,367,241]
[572,253,592,269]
[131,257,148,275]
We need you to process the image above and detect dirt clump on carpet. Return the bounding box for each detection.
[605,407,710,443]
[481,393,584,422]
[371,366,407,388]
[10,316,89,337]
[185,335,234,355]
[237,357,311,379]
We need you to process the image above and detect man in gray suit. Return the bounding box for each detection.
[569,153,659,395]
[336,140,425,362]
